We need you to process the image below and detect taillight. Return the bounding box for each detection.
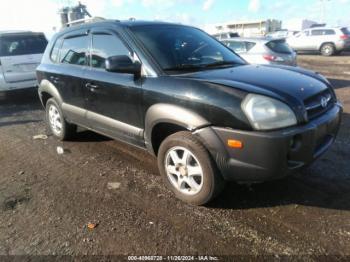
[263,55,276,61]
[263,55,284,62]
[340,34,349,40]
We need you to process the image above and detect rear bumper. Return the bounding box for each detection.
[195,103,342,182]
[336,40,350,51]
[0,77,38,91]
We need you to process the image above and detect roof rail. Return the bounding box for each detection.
[63,17,106,28]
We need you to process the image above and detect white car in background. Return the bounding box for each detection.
[287,27,350,56]
[0,31,47,92]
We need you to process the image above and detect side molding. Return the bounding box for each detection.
[38,79,63,107]
[144,103,210,153]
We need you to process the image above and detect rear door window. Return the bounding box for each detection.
[0,34,47,57]
[266,40,293,54]
[91,33,131,69]
[59,35,88,66]
[311,29,336,36]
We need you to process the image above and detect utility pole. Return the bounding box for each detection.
[320,0,330,23]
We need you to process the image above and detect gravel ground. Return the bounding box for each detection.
[0,54,349,260]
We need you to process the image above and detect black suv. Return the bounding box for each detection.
[37,20,342,205]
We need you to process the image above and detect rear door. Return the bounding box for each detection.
[0,33,47,83]
[310,29,336,49]
[54,31,90,125]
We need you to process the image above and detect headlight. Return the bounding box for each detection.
[241,94,297,130]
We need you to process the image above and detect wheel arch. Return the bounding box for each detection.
[144,104,211,155]
[38,79,63,108]
[319,42,336,51]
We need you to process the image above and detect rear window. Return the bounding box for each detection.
[341,28,350,35]
[266,40,293,54]
[0,34,47,57]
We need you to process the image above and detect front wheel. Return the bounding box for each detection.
[157,131,225,205]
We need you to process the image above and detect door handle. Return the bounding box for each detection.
[85,82,99,91]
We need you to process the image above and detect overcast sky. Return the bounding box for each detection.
[0,0,349,37]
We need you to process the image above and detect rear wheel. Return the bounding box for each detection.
[320,43,335,56]
[46,98,76,141]
[157,131,225,205]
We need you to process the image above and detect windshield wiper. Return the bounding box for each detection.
[201,61,237,68]
[163,64,204,71]
[163,61,238,72]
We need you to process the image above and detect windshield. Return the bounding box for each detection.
[130,25,246,72]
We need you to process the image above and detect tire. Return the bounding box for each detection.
[320,43,335,56]
[157,131,225,205]
[46,98,76,141]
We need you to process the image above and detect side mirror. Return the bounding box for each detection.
[105,55,141,75]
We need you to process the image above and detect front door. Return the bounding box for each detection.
[84,30,144,147]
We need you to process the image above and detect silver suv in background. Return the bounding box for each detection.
[222,37,297,66]
[287,27,350,56]
[0,31,47,92]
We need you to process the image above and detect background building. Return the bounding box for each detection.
[283,19,319,31]
[210,19,282,37]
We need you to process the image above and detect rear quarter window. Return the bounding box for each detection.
[245,42,256,51]
[266,40,293,54]
[0,34,47,57]
[50,38,63,63]
[341,28,350,35]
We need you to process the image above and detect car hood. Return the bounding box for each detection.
[178,64,329,103]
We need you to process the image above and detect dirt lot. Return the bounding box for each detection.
[0,54,349,259]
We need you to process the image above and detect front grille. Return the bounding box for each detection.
[304,89,335,120]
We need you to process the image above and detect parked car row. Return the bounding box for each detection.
[216,26,350,58]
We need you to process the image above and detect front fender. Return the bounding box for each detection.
[144,103,211,153]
